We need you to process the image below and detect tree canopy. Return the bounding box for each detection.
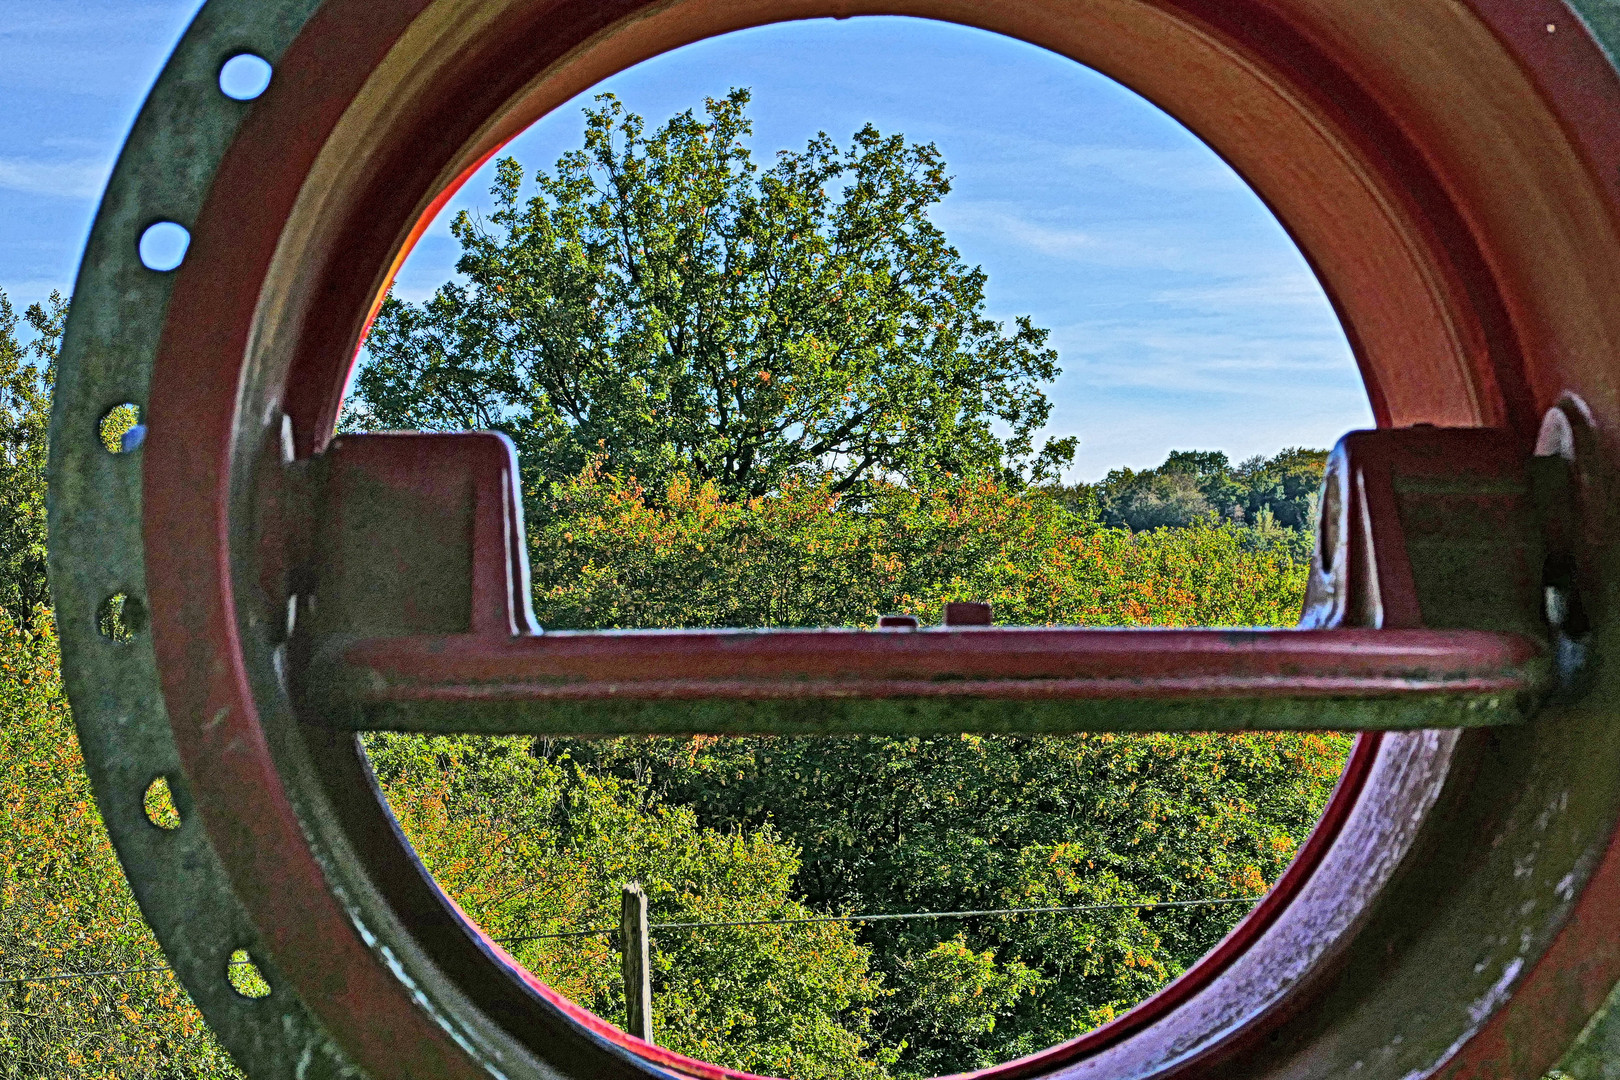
[528,467,1312,632]
[0,610,242,1076]
[1058,446,1328,538]
[578,727,1348,1076]
[347,89,1340,1073]
[354,90,1075,500]
[499,464,1341,1076]
[366,732,893,1080]
[0,290,65,627]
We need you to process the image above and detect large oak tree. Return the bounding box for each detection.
[353,90,1075,499]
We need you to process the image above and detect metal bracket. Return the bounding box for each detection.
[291,426,1555,736]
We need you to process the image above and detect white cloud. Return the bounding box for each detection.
[934,201,1325,281]
[0,157,109,200]
[1043,328,1373,480]
[1058,144,1244,193]
[933,201,1185,267]
[1055,323,1351,379]
[1150,273,1333,311]
[966,211,1098,258]
[0,280,74,310]
[0,2,188,39]
[40,136,107,153]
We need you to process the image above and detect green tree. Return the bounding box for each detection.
[1232,446,1328,529]
[364,733,893,1080]
[527,466,1309,633]
[354,90,1075,501]
[0,291,66,627]
[521,463,1343,1075]
[585,729,1349,1077]
[1088,446,1326,538]
[0,611,241,1078]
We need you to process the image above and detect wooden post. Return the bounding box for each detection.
[620,881,653,1043]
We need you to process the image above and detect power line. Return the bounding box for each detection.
[2,897,1255,986]
[495,896,1254,946]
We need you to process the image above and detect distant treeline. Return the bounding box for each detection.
[1049,447,1327,540]
[526,459,1318,634]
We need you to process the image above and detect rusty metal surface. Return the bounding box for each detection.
[44,1,363,1076]
[44,1,1620,1079]
[1302,427,1548,635]
[308,433,539,638]
[327,628,1543,734]
[304,426,1553,735]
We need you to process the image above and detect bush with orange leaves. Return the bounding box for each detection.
[0,612,239,1078]
[527,464,1309,631]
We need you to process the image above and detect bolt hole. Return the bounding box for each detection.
[138,221,190,271]
[99,403,144,453]
[143,776,181,830]
[227,949,271,998]
[97,592,147,643]
[218,53,273,101]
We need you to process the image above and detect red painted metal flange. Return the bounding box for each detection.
[45,0,1620,1078]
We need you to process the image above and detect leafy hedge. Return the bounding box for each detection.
[373,467,1349,1077]
[528,465,1311,631]
[0,613,237,1078]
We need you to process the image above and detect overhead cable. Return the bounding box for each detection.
[494,896,1255,946]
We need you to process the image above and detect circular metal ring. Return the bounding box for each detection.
[48,1,1620,1078]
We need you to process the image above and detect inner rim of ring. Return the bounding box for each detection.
[205,0,1580,1075]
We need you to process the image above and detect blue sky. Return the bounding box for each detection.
[0,3,1371,480]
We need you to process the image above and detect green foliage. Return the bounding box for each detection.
[1075,446,1328,540]
[353,90,1075,502]
[523,464,1344,1075]
[0,612,239,1078]
[0,281,1334,1076]
[903,935,1043,1042]
[348,94,1338,1074]
[364,733,892,1080]
[530,465,1310,631]
[0,291,65,628]
[575,727,1349,1075]
[97,404,139,456]
[0,108,1338,1071]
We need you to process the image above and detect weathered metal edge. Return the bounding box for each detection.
[349,692,1533,737]
[44,1,364,1076]
[1547,3,1620,1076]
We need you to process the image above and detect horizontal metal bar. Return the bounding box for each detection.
[308,627,1549,735]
